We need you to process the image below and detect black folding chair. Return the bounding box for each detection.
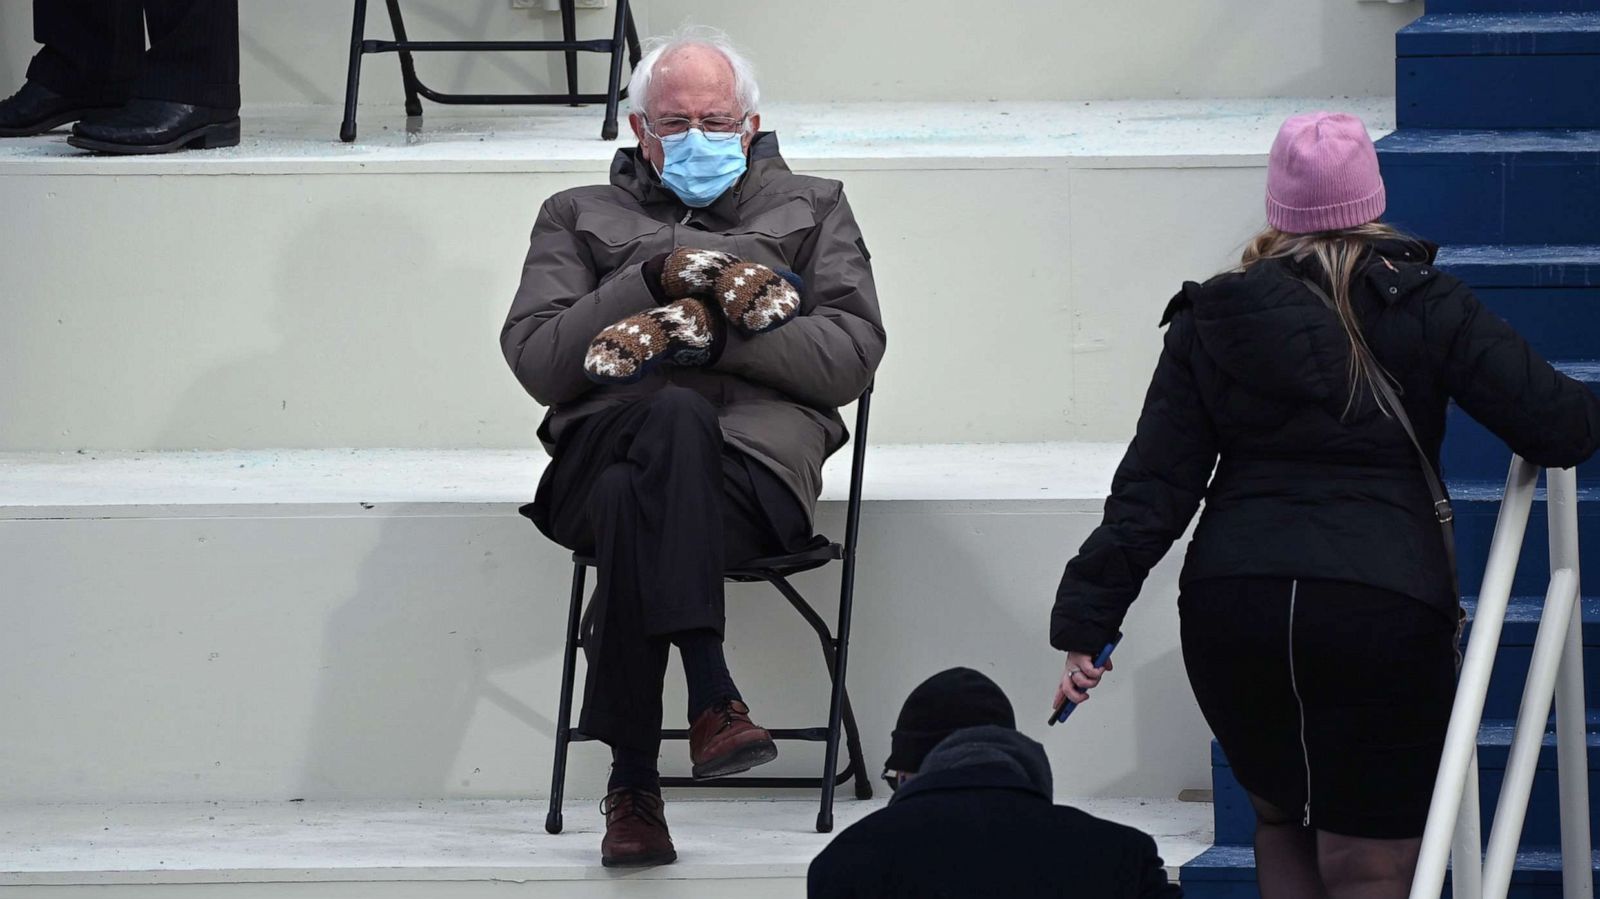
[340,0,642,142]
[540,385,877,835]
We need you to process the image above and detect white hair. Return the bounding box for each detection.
[626,25,760,118]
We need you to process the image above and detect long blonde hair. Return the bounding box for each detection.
[1239,222,1423,417]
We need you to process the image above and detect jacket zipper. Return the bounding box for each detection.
[1287,579,1312,827]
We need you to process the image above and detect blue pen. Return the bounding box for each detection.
[1047,637,1120,727]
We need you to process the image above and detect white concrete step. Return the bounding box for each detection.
[0,798,1212,897]
[0,99,1392,453]
[0,443,1128,512]
[0,445,1212,807]
[0,1,1416,106]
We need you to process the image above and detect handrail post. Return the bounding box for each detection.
[1547,467,1592,899]
[1482,568,1579,897]
[1413,456,1541,899]
[1453,754,1483,899]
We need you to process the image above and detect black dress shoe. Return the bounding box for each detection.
[0,81,122,138]
[68,98,240,155]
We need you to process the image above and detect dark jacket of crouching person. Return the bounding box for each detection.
[809,725,1182,898]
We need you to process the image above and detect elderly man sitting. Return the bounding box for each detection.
[500,27,885,867]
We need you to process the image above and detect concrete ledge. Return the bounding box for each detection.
[0,798,1211,893]
[0,444,1127,517]
[0,100,1394,176]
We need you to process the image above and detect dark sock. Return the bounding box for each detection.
[674,629,740,721]
[608,744,661,795]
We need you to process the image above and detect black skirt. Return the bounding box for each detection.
[1180,577,1458,839]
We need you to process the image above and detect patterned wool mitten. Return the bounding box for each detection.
[651,247,803,335]
[584,299,722,385]
[710,259,802,334]
[654,247,739,300]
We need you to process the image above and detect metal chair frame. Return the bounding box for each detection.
[543,385,877,835]
[340,0,642,142]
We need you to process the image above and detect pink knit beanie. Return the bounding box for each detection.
[1266,112,1386,234]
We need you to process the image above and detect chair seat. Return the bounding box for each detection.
[571,539,843,581]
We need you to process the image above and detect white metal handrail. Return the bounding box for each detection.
[1411,457,1592,899]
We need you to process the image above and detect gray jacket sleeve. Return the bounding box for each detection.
[713,185,886,408]
[500,195,656,407]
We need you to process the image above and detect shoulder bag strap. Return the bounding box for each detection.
[1299,278,1461,601]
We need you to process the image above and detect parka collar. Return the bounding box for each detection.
[890,726,1054,807]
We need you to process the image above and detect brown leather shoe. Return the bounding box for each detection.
[689,699,779,780]
[600,788,676,868]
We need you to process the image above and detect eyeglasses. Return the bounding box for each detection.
[644,114,749,143]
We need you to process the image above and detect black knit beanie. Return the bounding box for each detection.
[885,667,1016,773]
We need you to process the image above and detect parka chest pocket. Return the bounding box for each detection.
[728,199,815,271]
[575,211,672,281]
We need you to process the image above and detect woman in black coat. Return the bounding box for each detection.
[1050,112,1600,898]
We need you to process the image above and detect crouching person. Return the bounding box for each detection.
[808,669,1180,897]
[499,26,885,868]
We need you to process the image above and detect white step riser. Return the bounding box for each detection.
[0,160,1269,451]
[0,2,1416,107]
[0,500,1207,804]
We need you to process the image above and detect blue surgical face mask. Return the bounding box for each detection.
[657,129,747,208]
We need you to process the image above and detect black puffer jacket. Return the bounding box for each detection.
[1052,238,1600,654]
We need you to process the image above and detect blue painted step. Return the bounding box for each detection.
[1398,14,1600,129]
[1434,245,1600,359]
[1181,844,1600,899]
[1473,288,1600,367]
[1377,130,1600,245]
[1428,0,1600,12]
[1207,718,1600,848]
[1463,595,1600,720]
[1452,483,1600,597]
[1436,244,1600,288]
[1443,361,1600,481]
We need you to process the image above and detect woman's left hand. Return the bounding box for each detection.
[1053,652,1114,709]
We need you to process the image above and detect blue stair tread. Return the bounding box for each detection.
[1444,478,1600,502]
[1182,845,1600,883]
[1181,844,1257,880]
[1554,360,1600,381]
[1462,595,1600,629]
[1461,596,1600,646]
[1436,245,1600,287]
[1379,128,1600,157]
[1401,12,1600,55]
[1428,0,1600,12]
[1210,719,1600,769]
[1477,715,1600,746]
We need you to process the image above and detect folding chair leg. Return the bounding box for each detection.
[624,6,642,67]
[840,689,873,800]
[340,0,370,142]
[545,563,587,835]
[560,0,580,105]
[600,0,630,140]
[382,0,424,117]
[818,558,863,833]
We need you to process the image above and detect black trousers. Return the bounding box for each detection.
[531,387,811,753]
[26,0,240,108]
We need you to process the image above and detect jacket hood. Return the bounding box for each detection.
[1178,237,1439,403]
[609,131,792,227]
[889,725,1053,805]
